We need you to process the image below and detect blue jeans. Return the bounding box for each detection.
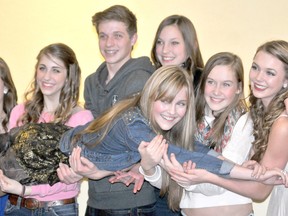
[154,189,181,216]
[4,199,78,216]
[0,195,8,216]
[85,203,156,216]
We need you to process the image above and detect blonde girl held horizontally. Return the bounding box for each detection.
[55,66,286,209]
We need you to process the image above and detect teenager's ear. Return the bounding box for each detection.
[130,33,138,46]
[236,82,242,94]
[283,79,288,89]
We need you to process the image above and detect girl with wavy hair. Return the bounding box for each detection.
[249,40,288,216]
[1,43,93,216]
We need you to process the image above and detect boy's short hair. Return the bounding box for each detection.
[92,5,137,37]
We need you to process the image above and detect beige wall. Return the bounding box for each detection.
[1,0,288,215]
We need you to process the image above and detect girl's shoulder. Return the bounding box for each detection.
[66,106,94,127]
[276,111,288,120]
[269,112,288,144]
[273,112,288,130]
[274,111,288,127]
[122,107,147,124]
[263,112,288,169]
[9,104,26,130]
[11,103,25,114]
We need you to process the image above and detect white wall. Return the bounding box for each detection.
[1,0,287,215]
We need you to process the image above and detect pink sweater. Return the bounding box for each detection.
[9,104,94,201]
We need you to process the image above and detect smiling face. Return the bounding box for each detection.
[36,54,67,101]
[250,51,288,107]
[98,20,137,70]
[152,87,187,131]
[156,25,187,66]
[204,65,240,114]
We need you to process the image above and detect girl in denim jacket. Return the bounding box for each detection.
[58,65,285,184]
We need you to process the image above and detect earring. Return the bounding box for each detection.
[3,86,8,94]
[283,83,288,89]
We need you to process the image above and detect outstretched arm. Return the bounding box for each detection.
[165,153,287,201]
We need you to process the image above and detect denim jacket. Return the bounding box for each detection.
[60,107,234,177]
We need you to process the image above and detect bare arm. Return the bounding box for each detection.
[168,116,288,201]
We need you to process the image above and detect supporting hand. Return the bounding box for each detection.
[241,160,266,179]
[0,170,24,196]
[57,163,83,184]
[109,163,144,193]
[67,146,113,180]
[138,135,167,174]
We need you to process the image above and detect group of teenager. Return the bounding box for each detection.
[0,4,287,216]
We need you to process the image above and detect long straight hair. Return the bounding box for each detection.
[151,15,204,76]
[195,52,247,149]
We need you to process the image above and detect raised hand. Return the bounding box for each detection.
[161,151,185,173]
[138,134,167,174]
